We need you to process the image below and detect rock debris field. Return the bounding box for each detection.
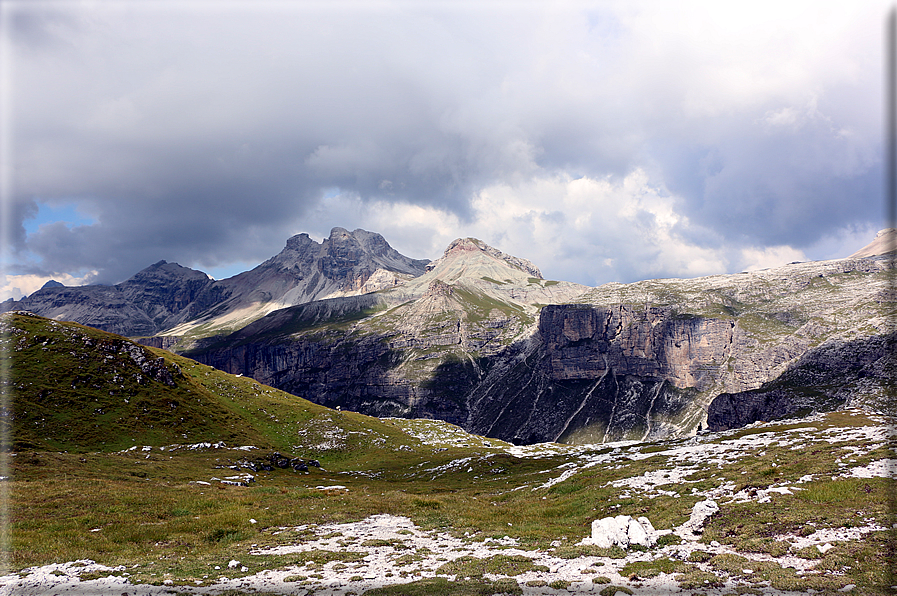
[2,410,894,595]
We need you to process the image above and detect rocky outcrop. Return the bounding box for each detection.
[1,228,429,339]
[582,515,661,548]
[706,333,896,431]
[676,500,719,539]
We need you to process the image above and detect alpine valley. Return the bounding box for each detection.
[3,227,895,445]
[2,228,896,596]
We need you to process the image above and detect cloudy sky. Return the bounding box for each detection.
[0,0,890,300]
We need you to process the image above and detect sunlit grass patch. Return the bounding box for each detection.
[436,554,548,578]
[675,568,725,590]
[366,577,522,595]
[621,557,689,579]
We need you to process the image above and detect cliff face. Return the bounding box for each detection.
[190,247,894,445]
[706,332,896,431]
[538,304,735,389]
[189,302,734,444]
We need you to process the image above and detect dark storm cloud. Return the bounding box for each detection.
[1,1,889,292]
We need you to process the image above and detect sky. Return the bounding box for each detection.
[0,0,890,300]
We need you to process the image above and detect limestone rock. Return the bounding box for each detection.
[677,499,719,539]
[582,515,659,549]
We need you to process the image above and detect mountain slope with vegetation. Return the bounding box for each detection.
[1,312,894,595]
[2,229,894,447]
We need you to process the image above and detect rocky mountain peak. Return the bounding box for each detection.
[284,233,315,250]
[121,260,212,286]
[426,237,542,280]
[443,237,486,255]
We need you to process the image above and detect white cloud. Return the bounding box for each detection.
[4,1,887,287]
[467,170,729,284]
[297,169,730,286]
[739,246,808,272]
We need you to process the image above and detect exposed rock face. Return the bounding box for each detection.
[538,304,735,389]
[191,243,894,444]
[0,261,214,337]
[1,228,429,339]
[706,333,896,431]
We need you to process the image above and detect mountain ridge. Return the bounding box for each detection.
[3,227,893,444]
[1,227,429,339]
[187,240,893,444]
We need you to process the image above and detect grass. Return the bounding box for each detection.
[436,555,548,578]
[3,312,896,594]
[365,577,522,595]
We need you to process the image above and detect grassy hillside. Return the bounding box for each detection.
[1,311,420,455]
[1,312,894,595]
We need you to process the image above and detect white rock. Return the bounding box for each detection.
[627,517,650,546]
[227,560,240,569]
[677,499,719,539]
[584,514,659,548]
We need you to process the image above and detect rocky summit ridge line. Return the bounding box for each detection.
[5,228,895,444]
[187,230,893,445]
[1,228,429,341]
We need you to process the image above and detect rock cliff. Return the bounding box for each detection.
[706,332,895,431]
[6,228,893,443]
[189,236,894,444]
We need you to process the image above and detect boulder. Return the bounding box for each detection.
[582,514,659,548]
[676,499,719,539]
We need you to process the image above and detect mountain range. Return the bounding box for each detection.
[4,227,894,444]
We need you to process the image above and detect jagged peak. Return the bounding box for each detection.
[284,232,315,250]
